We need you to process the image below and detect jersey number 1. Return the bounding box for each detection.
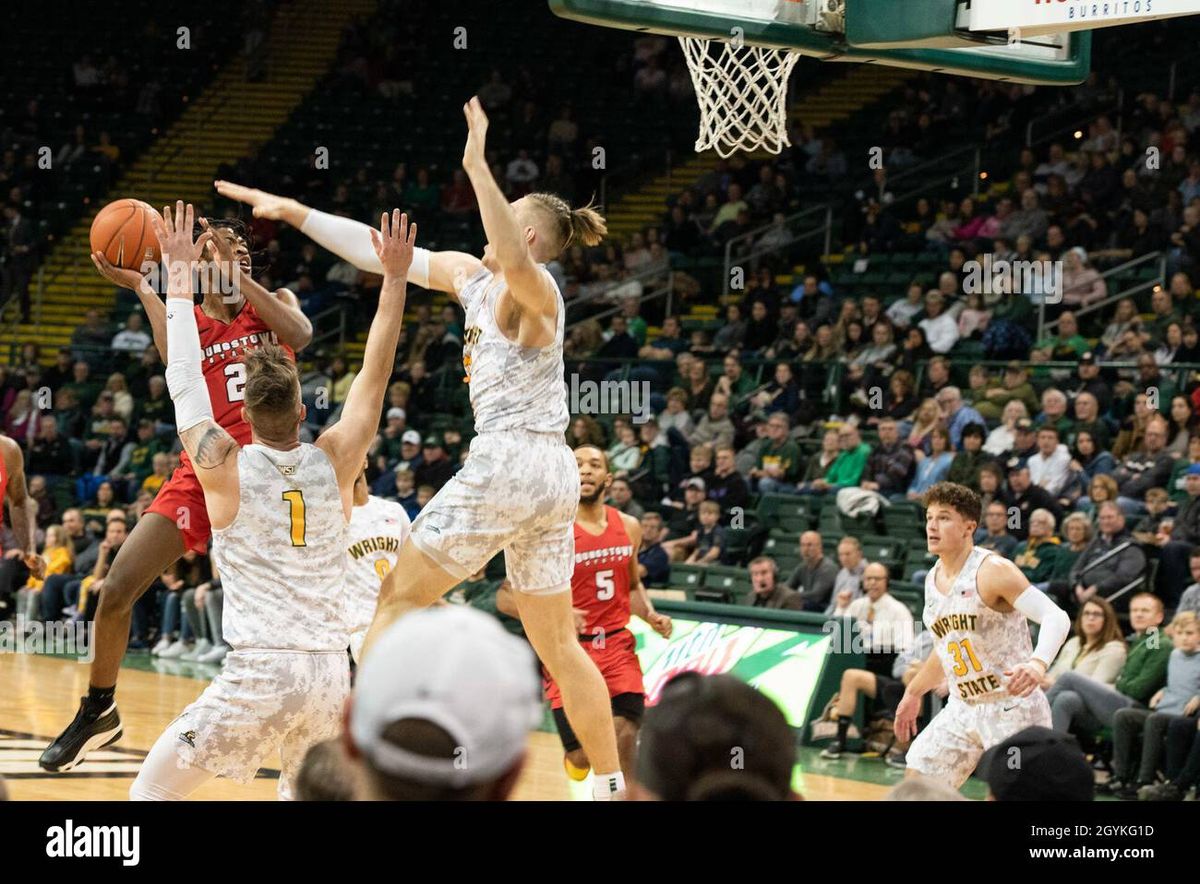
[282,490,306,547]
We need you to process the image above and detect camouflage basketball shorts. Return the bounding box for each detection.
[906,690,1052,789]
[168,650,350,799]
[410,430,579,593]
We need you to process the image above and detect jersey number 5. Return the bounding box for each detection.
[282,490,306,547]
[596,569,615,601]
[225,363,247,402]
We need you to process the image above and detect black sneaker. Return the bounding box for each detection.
[1096,777,1125,795]
[1114,781,1142,801]
[885,751,908,769]
[38,697,123,772]
[819,741,844,760]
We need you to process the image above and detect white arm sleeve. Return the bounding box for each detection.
[299,209,430,287]
[163,297,214,434]
[1012,586,1072,669]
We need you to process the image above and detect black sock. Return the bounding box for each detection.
[87,685,115,708]
[835,716,851,745]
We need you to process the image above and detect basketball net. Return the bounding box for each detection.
[679,35,800,157]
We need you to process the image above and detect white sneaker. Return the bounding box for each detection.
[196,644,229,664]
[181,639,213,661]
[151,637,172,656]
[158,639,188,659]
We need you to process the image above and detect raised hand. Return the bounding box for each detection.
[91,251,150,291]
[213,180,300,221]
[369,209,416,278]
[148,201,213,289]
[462,96,490,173]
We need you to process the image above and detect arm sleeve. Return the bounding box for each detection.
[300,209,430,287]
[1013,586,1072,670]
[163,300,213,434]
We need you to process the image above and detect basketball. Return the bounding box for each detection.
[89,199,160,271]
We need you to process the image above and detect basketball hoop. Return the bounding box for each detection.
[679,36,800,157]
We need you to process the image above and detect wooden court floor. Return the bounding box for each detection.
[0,652,888,801]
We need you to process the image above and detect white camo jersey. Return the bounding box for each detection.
[211,443,350,652]
[345,494,411,659]
[922,546,1038,704]
[459,264,569,434]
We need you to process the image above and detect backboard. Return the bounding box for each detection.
[549,0,1093,84]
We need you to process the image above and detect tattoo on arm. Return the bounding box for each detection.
[184,422,237,469]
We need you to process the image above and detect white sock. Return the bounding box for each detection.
[593,771,625,800]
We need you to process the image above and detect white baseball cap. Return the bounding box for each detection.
[386,407,406,421]
[350,606,542,788]
[400,429,421,446]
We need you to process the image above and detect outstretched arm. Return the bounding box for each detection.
[317,210,414,489]
[150,202,240,524]
[213,180,479,297]
[460,97,556,320]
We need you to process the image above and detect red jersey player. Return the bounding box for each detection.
[1,431,45,583]
[543,444,672,781]
[41,213,312,772]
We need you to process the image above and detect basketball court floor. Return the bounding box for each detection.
[0,652,961,800]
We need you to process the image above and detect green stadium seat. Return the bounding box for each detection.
[762,530,799,557]
[890,588,925,620]
[705,565,753,599]
[670,564,707,590]
[858,535,908,575]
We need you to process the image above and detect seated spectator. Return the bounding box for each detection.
[796,422,870,496]
[936,387,985,451]
[1037,388,1074,439]
[1107,611,1200,799]
[1027,425,1073,499]
[1165,396,1198,458]
[638,316,688,360]
[633,672,799,801]
[608,477,644,519]
[606,421,642,475]
[905,397,942,454]
[1131,487,1173,540]
[983,399,1029,457]
[1011,508,1063,585]
[828,564,914,667]
[751,414,802,494]
[945,423,990,492]
[1002,460,1063,542]
[345,606,542,801]
[1069,430,1115,490]
[1043,598,1128,692]
[918,291,959,354]
[827,537,867,614]
[975,500,1019,558]
[741,557,803,610]
[1060,247,1107,308]
[663,479,706,560]
[907,427,954,501]
[1068,390,1111,451]
[111,313,151,355]
[707,445,749,520]
[859,418,915,499]
[976,462,1006,512]
[785,530,838,612]
[749,362,799,416]
[1066,501,1148,614]
[685,393,735,451]
[14,524,74,622]
[1048,592,1170,740]
[637,512,670,586]
[981,727,1094,801]
[657,388,693,437]
[684,501,725,565]
[1112,417,1174,517]
[975,362,1038,423]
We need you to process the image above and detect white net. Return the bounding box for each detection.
[679,35,800,157]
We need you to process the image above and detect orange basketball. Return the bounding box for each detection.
[89,199,161,271]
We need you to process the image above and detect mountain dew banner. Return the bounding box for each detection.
[627,617,832,728]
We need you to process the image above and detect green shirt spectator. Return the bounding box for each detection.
[1115,628,1173,705]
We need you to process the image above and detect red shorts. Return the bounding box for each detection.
[543,628,644,709]
[145,461,211,554]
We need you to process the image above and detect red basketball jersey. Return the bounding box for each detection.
[191,301,295,451]
[572,506,635,636]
